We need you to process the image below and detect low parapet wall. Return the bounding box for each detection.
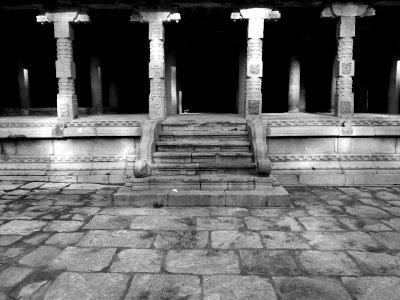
[263,113,400,186]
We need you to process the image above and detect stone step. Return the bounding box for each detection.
[128,174,275,191]
[152,162,256,175]
[153,152,253,164]
[114,185,290,207]
[156,141,251,152]
[161,120,247,132]
[159,131,249,142]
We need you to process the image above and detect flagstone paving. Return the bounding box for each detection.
[0,183,399,299]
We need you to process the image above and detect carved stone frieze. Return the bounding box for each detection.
[269,154,400,162]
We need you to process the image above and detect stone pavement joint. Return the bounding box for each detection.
[0,182,399,299]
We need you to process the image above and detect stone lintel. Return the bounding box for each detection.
[337,16,356,38]
[36,10,90,24]
[131,6,180,23]
[233,8,280,20]
[321,3,375,18]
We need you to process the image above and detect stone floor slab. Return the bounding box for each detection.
[342,276,400,300]
[45,232,84,246]
[203,275,277,300]
[347,251,400,276]
[125,274,201,300]
[166,250,240,274]
[0,266,33,288]
[382,218,400,231]
[240,250,301,276]
[42,272,129,300]
[302,232,382,250]
[338,217,393,231]
[345,205,390,219]
[78,230,155,248]
[109,249,162,273]
[196,217,245,230]
[371,232,400,249]
[83,215,131,230]
[245,217,302,231]
[273,276,351,300]
[296,250,361,276]
[261,231,311,249]
[298,216,346,231]
[0,220,47,235]
[49,246,116,272]
[43,220,84,232]
[130,216,196,230]
[154,231,208,249]
[18,245,62,267]
[211,231,263,249]
[0,235,22,246]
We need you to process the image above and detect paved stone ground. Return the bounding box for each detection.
[0,182,400,299]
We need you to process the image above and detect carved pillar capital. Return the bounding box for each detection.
[37,10,90,120]
[321,3,375,118]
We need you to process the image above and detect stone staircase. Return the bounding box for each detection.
[114,116,289,207]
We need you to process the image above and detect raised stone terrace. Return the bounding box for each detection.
[0,181,400,299]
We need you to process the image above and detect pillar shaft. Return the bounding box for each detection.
[90,55,103,113]
[288,55,301,112]
[17,60,30,115]
[387,56,400,114]
[148,21,166,119]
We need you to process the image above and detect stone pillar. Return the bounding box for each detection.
[288,55,301,112]
[90,54,103,114]
[387,55,400,114]
[330,54,338,113]
[131,7,180,120]
[17,60,30,115]
[321,3,375,117]
[232,8,280,119]
[37,11,90,119]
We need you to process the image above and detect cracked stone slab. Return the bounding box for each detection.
[260,231,310,249]
[83,215,131,230]
[0,266,33,288]
[125,274,201,300]
[347,251,400,276]
[154,231,208,249]
[43,220,84,232]
[211,231,263,249]
[45,232,85,246]
[240,250,301,276]
[78,230,155,248]
[204,275,277,300]
[43,272,129,300]
[302,232,382,250]
[273,276,351,300]
[196,217,245,230]
[382,218,400,231]
[19,245,62,267]
[296,250,361,276]
[49,246,116,272]
[342,276,400,300]
[245,217,302,231]
[0,245,30,263]
[166,250,240,274]
[298,217,346,231]
[130,216,196,230]
[0,220,47,235]
[109,249,162,273]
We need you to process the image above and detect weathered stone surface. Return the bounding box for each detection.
[18,280,48,299]
[125,274,201,300]
[240,250,301,275]
[130,216,196,230]
[203,275,277,300]
[19,246,62,267]
[0,245,30,262]
[23,233,51,245]
[20,182,45,189]
[101,206,211,217]
[154,231,208,249]
[0,235,22,246]
[166,250,240,274]
[40,182,69,189]
[83,215,131,230]
[338,217,393,231]
[345,206,390,219]
[302,232,381,250]
[45,232,84,246]
[296,250,360,275]
[210,207,249,217]
[50,246,116,271]
[211,231,263,249]
[381,206,400,217]
[250,208,307,218]
[78,230,155,248]
[348,251,400,276]
[245,217,302,231]
[197,217,245,230]
[0,266,33,287]
[306,205,344,216]
[273,277,351,300]
[109,249,162,273]
[382,218,400,231]
[298,216,346,231]
[0,220,47,235]
[43,220,83,232]
[342,276,400,300]
[261,231,310,249]
[43,272,129,300]
[371,232,400,249]
[375,191,400,201]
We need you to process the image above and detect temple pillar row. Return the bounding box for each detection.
[288,55,301,112]
[37,11,90,119]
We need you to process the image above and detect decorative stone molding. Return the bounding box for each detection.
[269,154,400,162]
[321,3,375,117]
[232,8,280,119]
[37,11,90,120]
[131,7,180,120]
[247,119,271,175]
[0,155,138,163]
[265,119,339,126]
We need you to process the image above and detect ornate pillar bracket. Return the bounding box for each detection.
[321,3,375,118]
[37,11,90,120]
[231,8,280,119]
[131,6,180,120]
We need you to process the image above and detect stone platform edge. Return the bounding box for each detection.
[113,186,290,208]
